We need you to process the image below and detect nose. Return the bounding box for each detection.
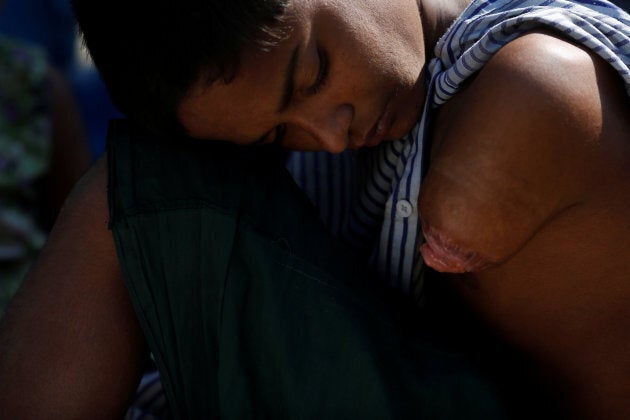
[289,103,354,153]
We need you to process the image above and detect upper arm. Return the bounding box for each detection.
[419,30,629,272]
[43,64,92,225]
[0,156,148,418]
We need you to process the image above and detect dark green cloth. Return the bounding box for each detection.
[107,119,508,419]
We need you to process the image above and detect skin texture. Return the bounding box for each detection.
[420,31,630,418]
[0,1,628,418]
[0,157,148,419]
[43,64,91,226]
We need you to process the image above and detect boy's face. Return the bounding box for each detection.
[178,0,427,153]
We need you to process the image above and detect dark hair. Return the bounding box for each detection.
[72,0,289,136]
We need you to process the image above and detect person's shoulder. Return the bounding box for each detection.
[453,28,630,183]
[437,28,628,174]
[482,29,603,87]
[463,29,617,133]
[421,29,629,272]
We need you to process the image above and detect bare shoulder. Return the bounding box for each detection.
[422,31,630,418]
[462,29,629,161]
[0,156,147,418]
[44,64,91,217]
[56,153,109,235]
[42,154,114,269]
[421,29,630,270]
[478,29,624,105]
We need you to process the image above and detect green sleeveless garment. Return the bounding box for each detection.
[107,119,508,419]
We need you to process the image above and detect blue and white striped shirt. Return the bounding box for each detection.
[285,0,630,301]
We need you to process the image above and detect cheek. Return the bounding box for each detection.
[354,30,424,94]
[281,125,321,151]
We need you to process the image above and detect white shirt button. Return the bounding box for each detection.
[396,199,413,218]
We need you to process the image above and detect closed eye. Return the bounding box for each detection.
[251,48,327,148]
[306,48,328,95]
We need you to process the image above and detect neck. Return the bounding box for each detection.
[418,0,472,57]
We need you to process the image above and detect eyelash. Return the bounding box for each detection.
[262,48,328,147]
[306,48,329,96]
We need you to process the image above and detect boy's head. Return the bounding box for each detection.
[74,0,429,152]
[72,0,289,135]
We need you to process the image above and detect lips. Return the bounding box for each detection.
[363,102,393,148]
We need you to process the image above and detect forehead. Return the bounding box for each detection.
[176,2,316,142]
[177,53,286,142]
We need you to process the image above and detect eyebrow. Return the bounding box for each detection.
[278,44,300,113]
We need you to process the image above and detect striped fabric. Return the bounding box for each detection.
[127,1,630,418]
[125,369,170,419]
[286,0,630,300]
[433,0,630,105]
